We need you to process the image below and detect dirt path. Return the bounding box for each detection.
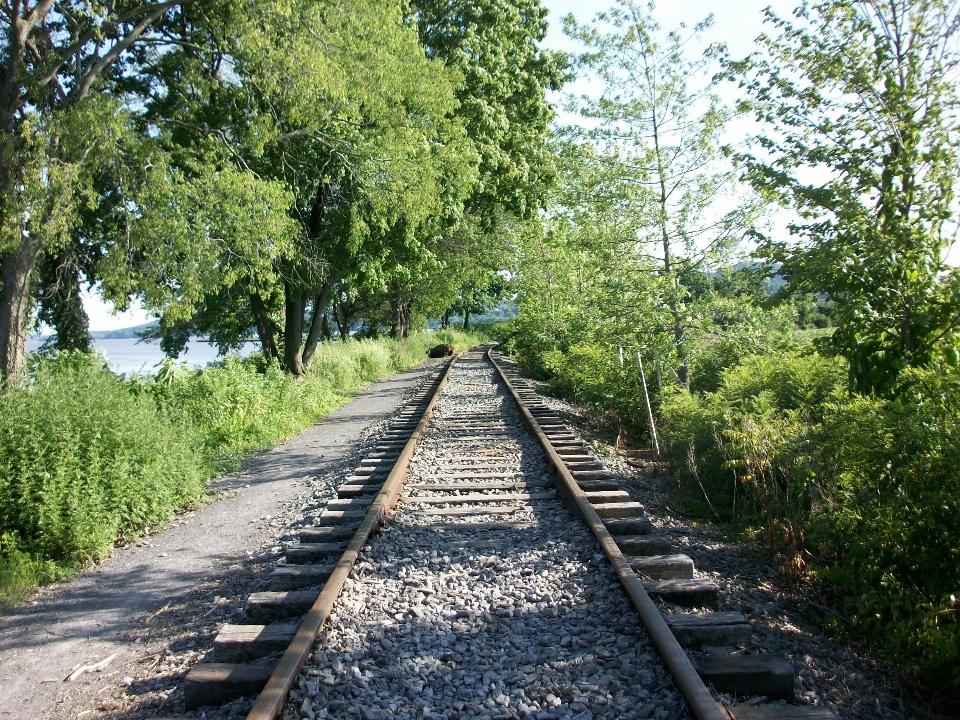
[0,363,438,720]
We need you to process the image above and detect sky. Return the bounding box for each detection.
[542,0,788,61]
[82,0,793,332]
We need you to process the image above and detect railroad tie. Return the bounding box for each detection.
[665,612,752,647]
[267,563,334,591]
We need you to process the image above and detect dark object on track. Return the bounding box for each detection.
[427,343,454,358]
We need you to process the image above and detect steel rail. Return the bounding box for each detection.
[244,354,460,720]
[488,347,730,720]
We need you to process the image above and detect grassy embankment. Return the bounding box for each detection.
[500,321,960,691]
[0,330,486,606]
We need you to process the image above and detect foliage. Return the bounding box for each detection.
[725,0,960,395]
[814,368,960,686]
[411,0,568,224]
[659,349,846,524]
[109,163,300,323]
[0,535,75,609]
[109,0,477,366]
[151,331,477,460]
[561,1,763,385]
[658,348,960,686]
[0,1,202,380]
[687,300,800,394]
[0,331,483,604]
[398,0,568,337]
[501,0,960,693]
[0,352,207,567]
[148,355,339,461]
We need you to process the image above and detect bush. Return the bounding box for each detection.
[659,350,846,524]
[537,343,656,432]
[154,355,340,460]
[0,353,207,566]
[148,331,483,461]
[0,534,73,608]
[660,351,960,687]
[814,368,960,687]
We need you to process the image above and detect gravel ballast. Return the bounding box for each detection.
[284,359,686,720]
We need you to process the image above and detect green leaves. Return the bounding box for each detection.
[727,0,960,395]
[412,0,568,224]
[103,161,298,321]
[558,0,764,386]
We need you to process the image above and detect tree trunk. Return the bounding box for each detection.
[0,236,43,382]
[0,46,34,382]
[462,309,471,331]
[283,282,307,377]
[441,309,451,329]
[652,109,689,388]
[302,286,331,368]
[390,293,411,339]
[332,296,350,341]
[250,292,281,362]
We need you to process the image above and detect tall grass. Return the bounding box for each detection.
[0,353,207,606]
[0,330,483,606]
[155,331,479,460]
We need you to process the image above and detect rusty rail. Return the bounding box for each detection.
[488,347,730,720]
[244,354,459,720]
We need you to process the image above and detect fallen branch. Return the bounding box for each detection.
[65,654,117,682]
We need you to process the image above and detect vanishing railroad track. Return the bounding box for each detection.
[171,345,835,720]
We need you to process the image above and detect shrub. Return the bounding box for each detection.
[0,533,73,608]
[155,354,340,460]
[815,367,960,687]
[661,352,960,686]
[659,351,846,524]
[0,353,207,566]
[0,330,486,605]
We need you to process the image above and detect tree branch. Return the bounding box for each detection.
[38,1,186,91]
[70,2,184,102]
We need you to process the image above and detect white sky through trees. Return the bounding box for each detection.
[80,0,793,332]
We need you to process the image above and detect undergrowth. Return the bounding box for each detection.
[505,317,960,689]
[0,329,482,606]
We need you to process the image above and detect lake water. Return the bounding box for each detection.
[25,338,257,376]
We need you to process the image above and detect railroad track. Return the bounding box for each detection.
[166,345,836,720]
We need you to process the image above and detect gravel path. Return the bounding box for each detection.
[283,358,686,720]
[0,363,439,720]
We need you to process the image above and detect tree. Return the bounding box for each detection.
[106,0,474,374]
[563,0,761,386]
[511,138,669,379]
[411,0,568,227]
[726,0,960,395]
[0,1,201,382]
[409,0,567,333]
[450,272,506,330]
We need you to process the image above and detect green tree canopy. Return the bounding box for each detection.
[560,0,763,385]
[103,0,476,371]
[726,0,960,395]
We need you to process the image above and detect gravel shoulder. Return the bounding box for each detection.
[532,386,955,720]
[0,362,439,720]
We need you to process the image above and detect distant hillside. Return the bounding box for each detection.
[90,321,159,340]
